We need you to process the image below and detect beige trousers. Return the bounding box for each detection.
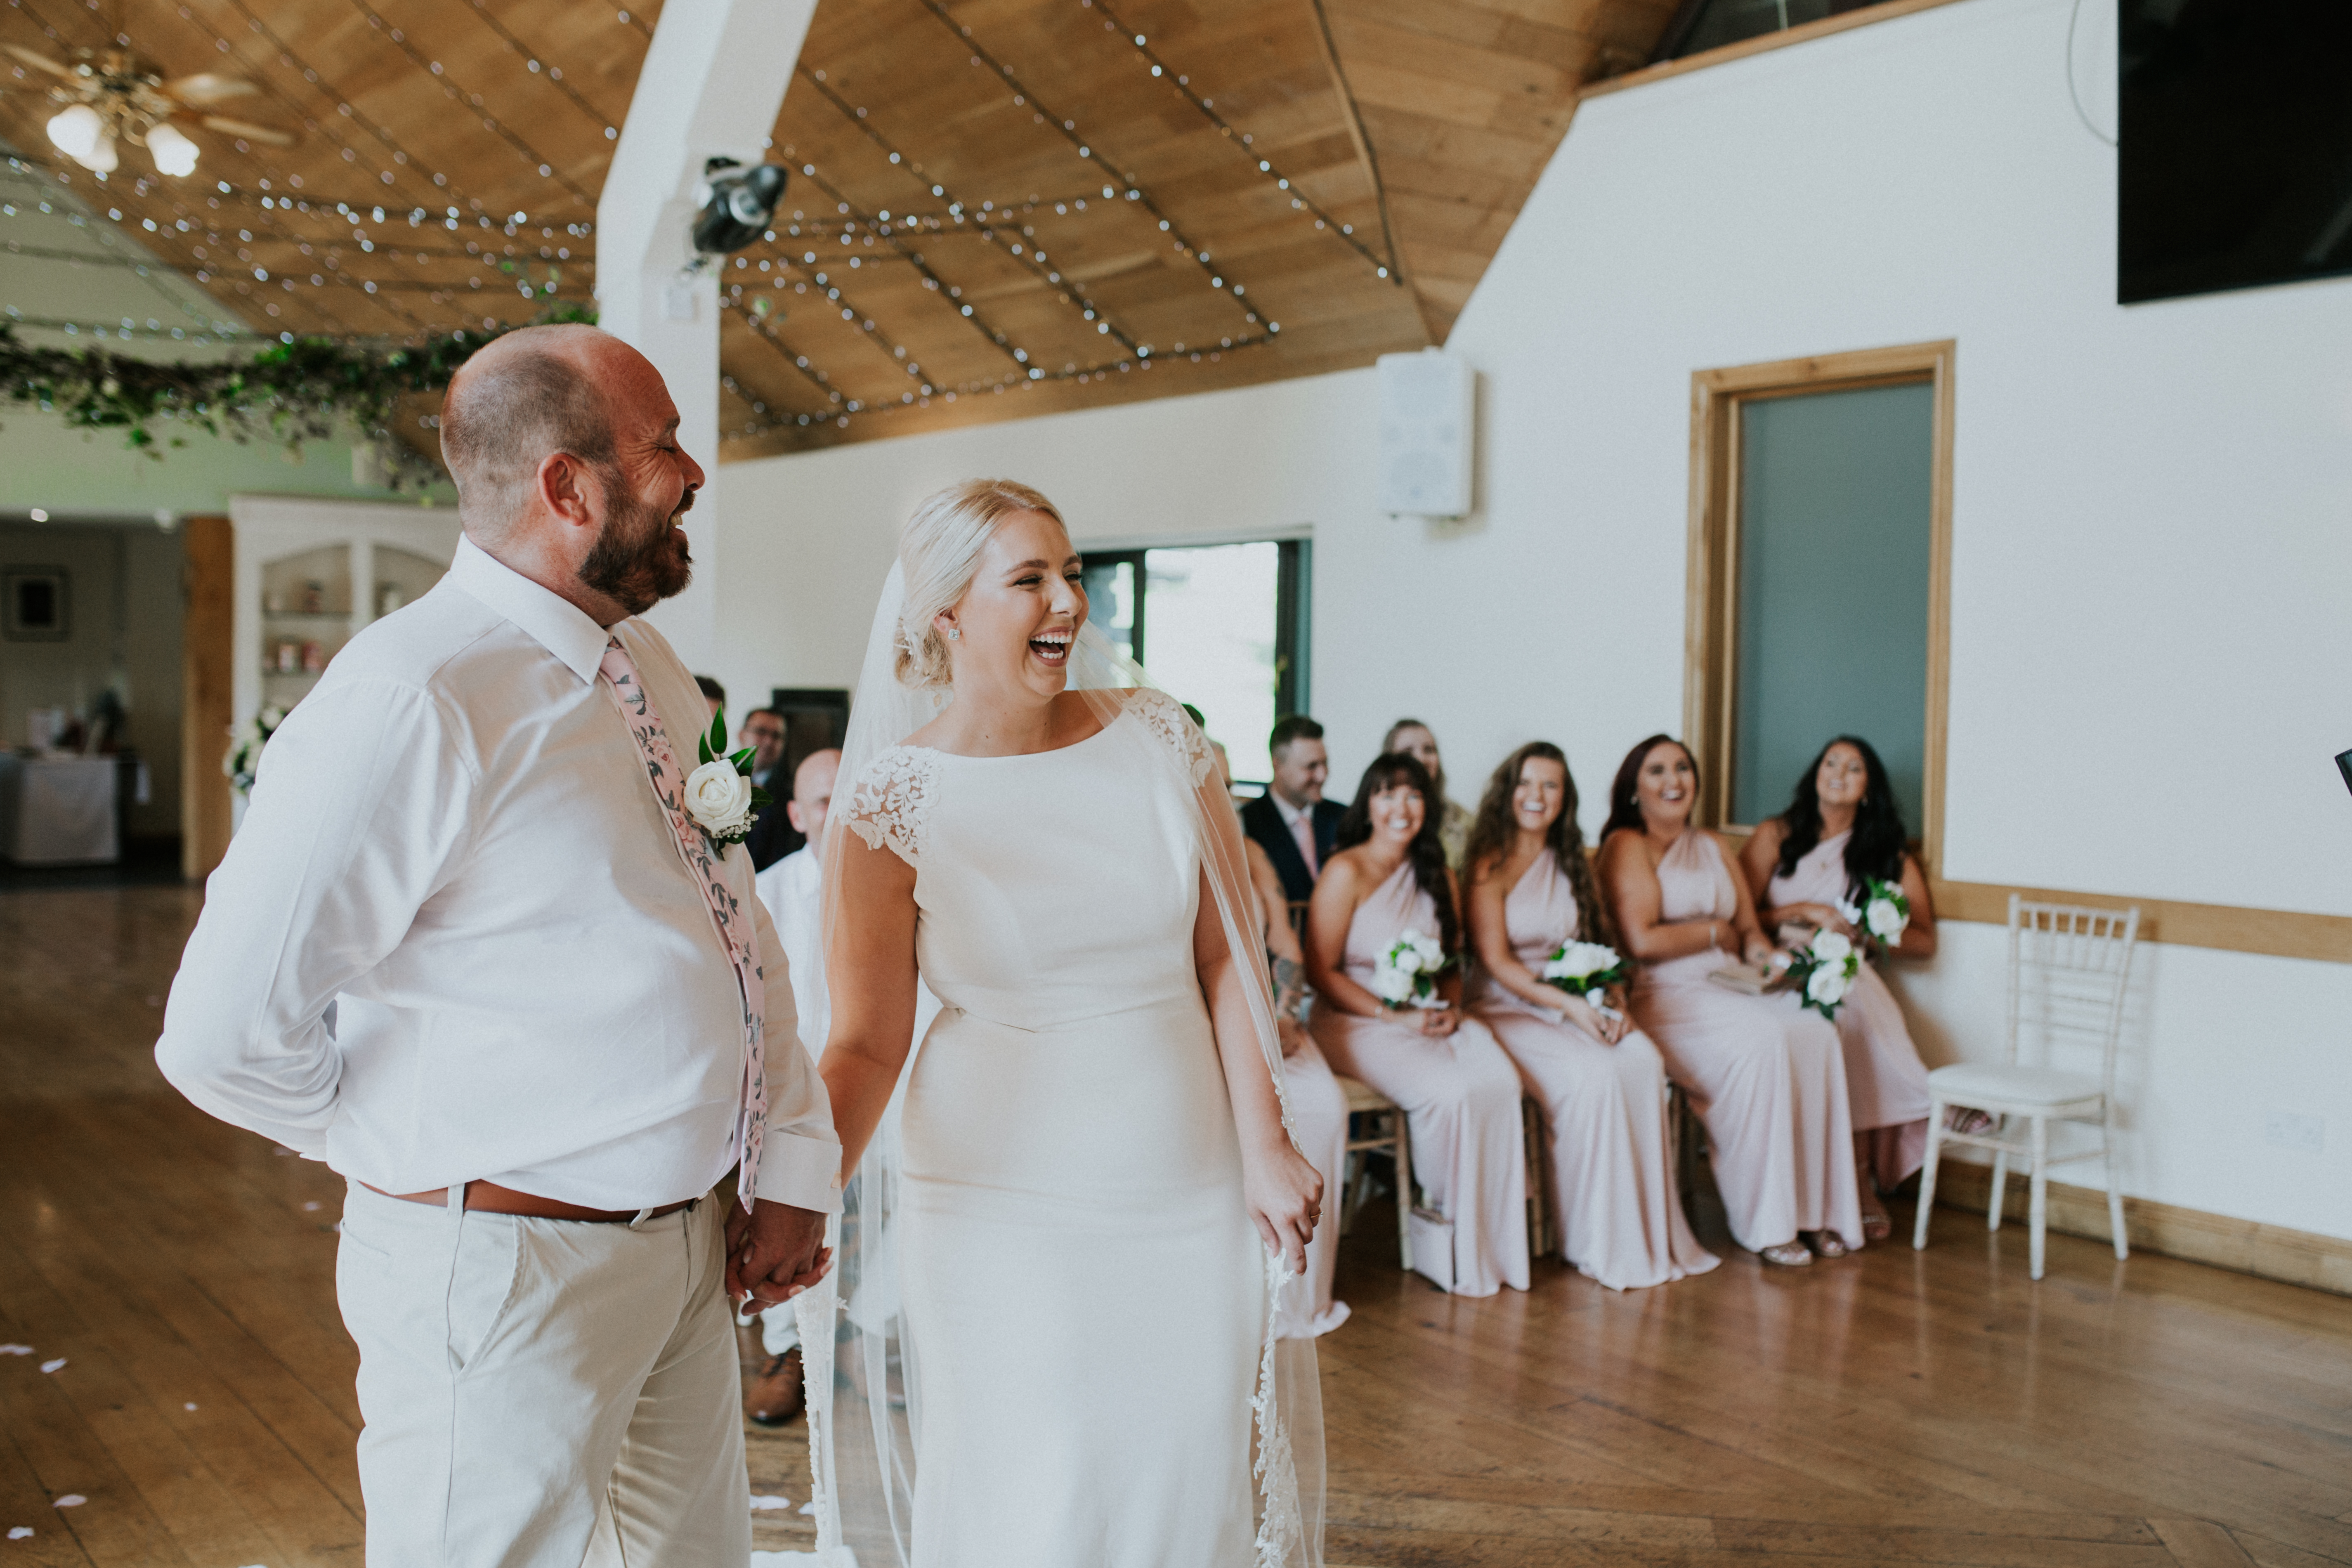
[336,1180,751,1566]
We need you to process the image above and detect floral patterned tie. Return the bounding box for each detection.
[597,638,767,1210]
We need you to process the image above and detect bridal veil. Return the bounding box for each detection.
[796,554,1327,1567]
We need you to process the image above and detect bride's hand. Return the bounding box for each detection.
[1244,1141,1324,1278]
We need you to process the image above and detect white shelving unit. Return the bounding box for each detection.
[227,496,462,824]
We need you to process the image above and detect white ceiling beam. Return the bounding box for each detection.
[596,0,815,674]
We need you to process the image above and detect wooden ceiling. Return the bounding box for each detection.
[0,0,1679,461]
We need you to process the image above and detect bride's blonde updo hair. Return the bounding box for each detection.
[893,478,1067,688]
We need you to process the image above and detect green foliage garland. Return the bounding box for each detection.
[0,302,596,490]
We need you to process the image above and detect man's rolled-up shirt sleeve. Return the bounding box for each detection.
[156,681,474,1155]
[748,887,843,1212]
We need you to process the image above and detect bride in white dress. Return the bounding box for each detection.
[800,479,1327,1568]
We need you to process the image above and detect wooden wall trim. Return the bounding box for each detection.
[180,515,234,886]
[1934,880,2352,965]
[1926,1160,2352,1297]
[1583,0,1974,102]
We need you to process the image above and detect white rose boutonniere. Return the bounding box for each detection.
[681,710,772,850]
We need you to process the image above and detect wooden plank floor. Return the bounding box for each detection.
[2,887,2347,1566]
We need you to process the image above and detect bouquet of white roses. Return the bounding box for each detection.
[1540,940,1627,1001]
[1370,928,1452,1011]
[223,705,286,795]
[1781,927,1861,1019]
[1840,877,1910,948]
[680,710,774,850]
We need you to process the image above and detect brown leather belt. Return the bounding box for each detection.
[362,1179,697,1224]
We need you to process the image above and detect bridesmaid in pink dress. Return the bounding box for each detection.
[1597,736,1862,1267]
[1306,753,1530,1297]
[1464,743,1718,1290]
[1740,735,1940,1244]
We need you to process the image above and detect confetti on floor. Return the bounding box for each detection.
[750,1493,793,1511]
[7,1527,32,1540]
[0,1344,31,1355]
[302,1201,323,1211]
[53,1495,84,1508]
[800,1500,817,1516]
[184,1402,198,1411]
[39,1359,66,1374]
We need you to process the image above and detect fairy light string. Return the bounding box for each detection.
[1079,0,1402,282]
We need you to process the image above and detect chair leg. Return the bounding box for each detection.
[2103,1101,2128,1261]
[1913,1094,1944,1251]
[2028,1115,2049,1281]
[1394,1114,1413,1274]
[1988,1148,2009,1232]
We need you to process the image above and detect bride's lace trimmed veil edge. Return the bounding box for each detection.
[803,549,1326,1568]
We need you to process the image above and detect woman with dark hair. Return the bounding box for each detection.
[1597,736,1861,1268]
[1740,736,1941,1242]
[1464,743,1717,1290]
[1306,754,1529,1297]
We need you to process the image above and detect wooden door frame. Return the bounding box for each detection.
[1683,339,1955,873]
[181,514,234,883]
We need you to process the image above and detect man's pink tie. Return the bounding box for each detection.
[1289,811,1319,878]
[597,638,768,1210]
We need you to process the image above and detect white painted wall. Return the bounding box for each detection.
[711,0,2352,1240]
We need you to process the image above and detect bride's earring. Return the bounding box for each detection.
[947,628,961,641]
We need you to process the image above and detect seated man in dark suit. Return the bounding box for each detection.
[1240,713,1342,907]
[739,707,801,871]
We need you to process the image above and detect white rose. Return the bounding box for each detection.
[1807,964,1849,1006]
[683,758,754,836]
[1407,930,1444,967]
[1866,898,1906,941]
[1809,930,1854,964]
[1370,965,1414,1003]
[1560,942,1618,980]
[1391,945,1423,976]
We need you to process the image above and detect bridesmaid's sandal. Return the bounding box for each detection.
[1858,1194,1893,1243]
[1804,1230,1850,1259]
[1945,1105,1998,1136]
[1758,1242,1814,1268]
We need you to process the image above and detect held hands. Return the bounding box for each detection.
[725,1198,834,1315]
[1412,1002,1460,1038]
[1563,989,1629,1045]
[1244,1139,1324,1278]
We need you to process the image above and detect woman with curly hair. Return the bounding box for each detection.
[1740,735,1943,1243]
[1306,753,1529,1297]
[1464,743,1717,1289]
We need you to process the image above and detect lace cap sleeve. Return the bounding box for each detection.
[1126,688,1216,788]
[841,745,942,867]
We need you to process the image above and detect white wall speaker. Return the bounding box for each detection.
[1376,349,1475,518]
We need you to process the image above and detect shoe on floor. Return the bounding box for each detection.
[746,1346,805,1428]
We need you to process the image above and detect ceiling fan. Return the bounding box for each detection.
[4,39,294,177]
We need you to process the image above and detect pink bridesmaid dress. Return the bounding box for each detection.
[1310,862,1530,1297]
[1471,851,1718,1290]
[1764,831,1932,1193]
[1275,1033,1352,1338]
[1627,832,1862,1253]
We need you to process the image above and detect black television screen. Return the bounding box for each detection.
[2118,0,2352,305]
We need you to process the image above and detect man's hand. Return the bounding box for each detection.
[724,1198,832,1315]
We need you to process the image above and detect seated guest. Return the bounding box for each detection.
[1740,735,1940,1244]
[1383,719,1474,869]
[1306,753,1529,1297]
[1241,714,1343,905]
[1210,732,1349,1338]
[1464,743,1717,1290]
[1598,736,1861,1267]
[739,708,801,871]
[694,673,725,719]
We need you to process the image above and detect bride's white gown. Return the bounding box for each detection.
[843,690,1267,1566]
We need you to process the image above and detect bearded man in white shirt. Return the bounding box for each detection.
[157,324,839,1567]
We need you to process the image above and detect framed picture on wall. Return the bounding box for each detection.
[3,567,70,642]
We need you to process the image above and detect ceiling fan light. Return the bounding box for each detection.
[147,122,198,177]
[78,132,121,175]
[46,102,104,159]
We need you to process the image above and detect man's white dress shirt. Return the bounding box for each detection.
[158,537,838,1212]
